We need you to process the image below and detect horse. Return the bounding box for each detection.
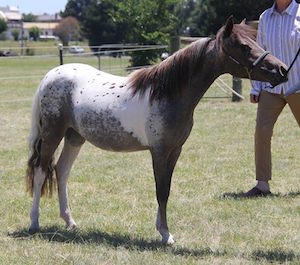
[25,17,288,245]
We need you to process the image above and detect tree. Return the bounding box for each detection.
[81,0,125,47]
[187,0,273,37]
[53,16,80,46]
[173,0,196,36]
[29,27,40,41]
[0,18,7,35]
[22,13,37,22]
[115,0,178,66]
[11,29,20,41]
[61,0,90,22]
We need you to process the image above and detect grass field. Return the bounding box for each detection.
[0,55,299,264]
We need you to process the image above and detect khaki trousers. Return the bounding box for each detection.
[255,90,300,181]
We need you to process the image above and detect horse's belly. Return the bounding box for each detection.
[74,105,149,152]
[82,128,148,152]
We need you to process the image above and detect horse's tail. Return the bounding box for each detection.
[26,88,56,197]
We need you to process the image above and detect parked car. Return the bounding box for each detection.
[69,46,84,54]
[0,50,18,57]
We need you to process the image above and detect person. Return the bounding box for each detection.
[246,0,300,197]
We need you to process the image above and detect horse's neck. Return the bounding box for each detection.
[183,40,223,111]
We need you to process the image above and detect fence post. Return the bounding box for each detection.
[232,76,242,102]
[170,36,180,55]
[97,49,101,70]
[20,21,24,56]
[58,43,63,65]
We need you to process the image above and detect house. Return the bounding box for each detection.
[0,5,22,40]
[23,22,59,40]
[24,12,61,40]
[0,6,61,40]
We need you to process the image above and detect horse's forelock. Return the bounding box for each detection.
[216,23,257,51]
[129,38,212,101]
[234,23,257,41]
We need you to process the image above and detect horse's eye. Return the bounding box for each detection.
[241,44,251,54]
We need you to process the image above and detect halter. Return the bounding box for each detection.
[225,49,270,80]
[225,45,300,87]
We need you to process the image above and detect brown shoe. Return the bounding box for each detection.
[244,187,271,198]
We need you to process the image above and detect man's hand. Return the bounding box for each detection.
[250,94,259,103]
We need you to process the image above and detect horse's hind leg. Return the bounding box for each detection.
[29,133,64,233]
[55,129,85,229]
[29,166,46,232]
[151,146,182,245]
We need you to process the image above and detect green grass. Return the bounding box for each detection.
[0,56,299,264]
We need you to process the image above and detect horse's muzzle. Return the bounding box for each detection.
[270,66,288,87]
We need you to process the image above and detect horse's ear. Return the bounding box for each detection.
[240,18,247,25]
[224,15,234,38]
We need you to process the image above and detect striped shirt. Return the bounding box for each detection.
[251,0,300,95]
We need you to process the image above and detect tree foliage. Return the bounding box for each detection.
[11,29,20,41]
[54,16,80,46]
[61,0,91,22]
[115,0,177,65]
[22,13,37,22]
[62,0,274,65]
[187,0,273,36]
[80,0,125,47]
[0,18,7,35]
[29,27,40,41]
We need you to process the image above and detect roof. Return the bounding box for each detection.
[0,10,6,21]
[0,6,21,21]
[4,11,21,21]
[23,22,59,30]
[36,13,61,22]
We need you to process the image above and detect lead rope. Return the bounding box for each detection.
[287,45,300,75]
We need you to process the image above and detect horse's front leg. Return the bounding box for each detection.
[56,136,83,229]
[151,146,182,245]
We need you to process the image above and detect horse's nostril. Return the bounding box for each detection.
[279,66,288,77]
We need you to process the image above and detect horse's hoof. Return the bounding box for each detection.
[28,227,39,234]
[162,234,175,245]
[66,222,77,231]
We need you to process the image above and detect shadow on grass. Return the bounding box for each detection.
[8,226,226,258]
[220,190,300,200]
[252,249,300,263]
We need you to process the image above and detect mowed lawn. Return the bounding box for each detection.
[0,56,299,265]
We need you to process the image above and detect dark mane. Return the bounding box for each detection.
[129,38,212,101]
[216,23,257,52]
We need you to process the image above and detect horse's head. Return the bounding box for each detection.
[217,16,288,87]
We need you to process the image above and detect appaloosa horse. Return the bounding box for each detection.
[26,17,287,244]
